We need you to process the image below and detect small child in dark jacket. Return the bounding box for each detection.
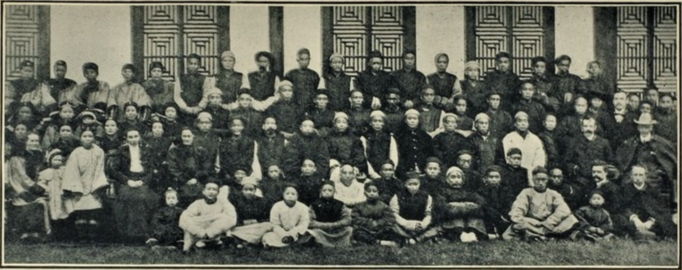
[146,188,184,249]
[390,172,437,244]
[571,190,615,241]
[352,182,399,246]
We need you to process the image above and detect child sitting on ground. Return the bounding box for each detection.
[146,188,184,250]
[390,172,437,245]
[571,190,615,241]
[228,177,273,247]
[307,181,353,247]
[437,166,488,242]
[178,180,237,253]
[351,182,399,246]
[262,185,311,248]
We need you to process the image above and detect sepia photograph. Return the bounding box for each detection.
[1,1,680,268]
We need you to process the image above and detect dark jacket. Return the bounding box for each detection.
[322,71,352,112]
[282,132,330,177]
[284,68,320,109]
[166,144,213,187]
[355,70,392,109]
[326,129,367,173]
[615,135,677,185]
[564,135,613,178]
[107,144,154,184]
[395,126,433,178]
[433,131,473,169]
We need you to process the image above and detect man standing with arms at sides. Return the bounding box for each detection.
[174,53,206,124]
[484,52,521,113]
[390,50,426,109]
[284,48,320,110]
[46,60,78,106]
[551,55,586,118]
[355,50,393,110]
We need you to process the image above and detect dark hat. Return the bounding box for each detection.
[163,101,180,112]
[20,60,35,68]
[555,54,572,64]
[149,61,164,72]
[404,171,421,182]
[425,157,443,166]
[660,93,677,101]
[237,88,252,97]
[255,51,274,62]
[187,53,201,61]
[531,56,546,66]
[380,159,395,168]
[54,60,67,67]
[386,87,401,96]
[506,147,522,156]
[122,63,137,73]
[297,48,310,56]
[589,190,606,200]
[402,50,416,58]
[368,50,384,60]
[532,166,548,176]
[83,62,99,73]
[314,89,329,97]
[456,149,474,158]
[495,51,511,61]
[484,165,503,175]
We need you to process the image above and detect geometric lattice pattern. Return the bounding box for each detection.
[5,5,44,81]
[332,6,405,77]
[473,6,547,79]
[653,6,677,92]
[617,6,678,93]
[142,5,221,81]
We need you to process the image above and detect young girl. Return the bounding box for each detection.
[437,166,488,242]
[147,188,184,250]
[452,96,474,132]
[98,119,123,155]
[351,182,398,246]
[260,164,288,206]
[307,181,353,247]
[38,149,74,241]
[262,185,311,248]
[228,177,273,246]
[390,173,437,244]
[145,120,173,194]
[41,102,78,149]
[179,180,237,253]
[118,102,149,136]
[74,110,104,138]
[572,190,615,241]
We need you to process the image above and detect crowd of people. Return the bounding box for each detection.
[4,48,679,254]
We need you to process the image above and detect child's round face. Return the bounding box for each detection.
[187,58,200,73]
[380,164,395,179]
[18,107,33,121]
[320,184,335,198]
[405,179,420,194]
[405,114,419,128]
[21,66,34,79]
[370,117,384,131]
[521,83,534,99]
[165,107,177,119]
[59,126,73,138]
[82,116,95,125]
[421,89,436,104]
[84,69,98,81]
[301,159,316,175]
[165,192,178,207]
[590,98,603,109]
[122,69,134,81]
[221,57,235,70]
[364,185,379,199]
[574,98,588,114]
[300,120,315,135]
[60,107,75,119]
[508,154,523,167]
[203,183,219,199]
[297,54,311,68]
[533,62,546,75]
[640,103,652,114]
[446,173,464,187]
[369,57,383,72]
[443,116,457,131]
[14,125,28,139]
[544,115,557,130]
[104,120,118,135]
[230,119,245,134]
[238,94,252,108]
[589,194,605,207]
[485,172,501,185]
[331,57,344,72]
[197,119,212,132]
[280,86,293,99]
[242,185,257,198]
[455,99,467,114]
[334,118,349,132]
[125,106,138,120]
[151,123,164,136]
[283,187,298,202]
[314,94,329,108]
[267,166,281,179]
[234,170,247,181]
[425,162,441,178]
[150,68,163,78]
[50,155,64,168]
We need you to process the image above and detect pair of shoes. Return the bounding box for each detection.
[460,232,478,243]
[145,238,159,247]
[487,234,499,240]
[379,240,398,247]
[195,240,206,248]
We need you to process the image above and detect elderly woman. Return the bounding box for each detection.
[6,133,50,240]
[167,127,214,207]
[61,129,109,242]
[435,166,488,242]
[107,128,160,243]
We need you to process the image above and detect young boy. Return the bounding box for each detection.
[452,96,474,132]
[572,190,615,241]
[199,87,231,133]
[228,177,274,246]
[351,182,399,246]
[537,114,559,170]
[485,92,513,138]
[321,53,353,112]
[498,148,529,198]
[193,112,221,169]
[147,188,184,250]
[355,50,392,110]
[513,82,546,134]
[284,48,320,109]
[262,185,311,248]
[179,180,237,253]
[478,165,514,239]
[306,90,334,137]
[420,157,444,198]
[362,111,398,180]
[382,88,405,134]
[459,61,487,116]
[327,112,367,180]
[391,50,427,109]
[265,80,304,138]
[230,90,264,138]
[72,62,115,110]
[390,172,437,244]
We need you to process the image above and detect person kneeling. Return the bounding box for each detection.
[503,167,578,242]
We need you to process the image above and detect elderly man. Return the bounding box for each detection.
[616,113,677,208]
[564,116,613,180]
[502,112,546,185]
[333,164,367,207]
[503,167,578,241]
[614,165,677,240]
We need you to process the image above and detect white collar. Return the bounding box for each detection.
[640,133,653,142]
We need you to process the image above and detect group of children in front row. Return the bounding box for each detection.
[144,152,627,254]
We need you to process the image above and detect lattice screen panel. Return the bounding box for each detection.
[331,6,407,77]
[5,5,48,81]
[141,5,222,81]
[471,6,549,80]
[653,6,677,92]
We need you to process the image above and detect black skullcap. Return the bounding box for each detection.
[506,147,522,156]
[255,51,274,62]
[83,62,99,73]
[532,166,548,176]
[495,51,511,61]
[54,60,67,67]
[531,56,546,66]
[187,53,201,61]
[368,50,384,61]
[237,88,251,96]
[456,149,474,158]
[297,48,310,56]
[381,159,395,168]
[386,87,401,96]
[149,61,164,72]
[122,63,137,73]
[484,165,503,175]
[555,54,572,64]
[21,60,35,68]
[404,171,421,182]
[402,50,416,58]
[425,157,443,166]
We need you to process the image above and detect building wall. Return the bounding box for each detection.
[46,5,597,83]
[50,5,131,84]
